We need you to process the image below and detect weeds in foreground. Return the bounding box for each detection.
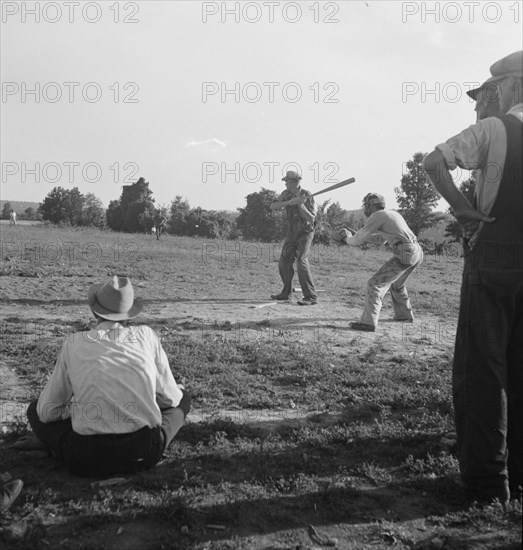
[0,229,519,549]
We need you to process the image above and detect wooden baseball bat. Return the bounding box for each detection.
[312,177,356,197]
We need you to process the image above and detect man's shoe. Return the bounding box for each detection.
[270,294,291,301]
[0,479,23,512]
[297,297,318,306]
[349,322,375,332]
[10,434,46,451]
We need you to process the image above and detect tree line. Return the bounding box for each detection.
[1,202,37,221]
[26,153,473,243]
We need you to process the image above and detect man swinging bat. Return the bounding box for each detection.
[270,173,357,305]
[270,171,318,306]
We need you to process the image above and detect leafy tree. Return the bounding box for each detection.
[313,201,365,245]
[38,187,108,227]
[167,195,191,236]
[313,200,335,245]
[81,193,106,228]
[395,152,440,236]
[38,187,84,225]
[185,209,236,239]
[121,177,155,232]
[66,187,85,225]
[236,188,284,242]
[166,198,239,239]
[184,207,212,237]
[444,176,476,242]
[213,210,240,239]
[106,177,155,232]
[345,210,366,231]
[24,207,35,219]
[106,199,124,231]
[325,201,348,229]
[137,204,156,233]
[1,202,12,219]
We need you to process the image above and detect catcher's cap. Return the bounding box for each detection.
[282,170,302,182]
[363,193,386,207]
[466,50,523,100]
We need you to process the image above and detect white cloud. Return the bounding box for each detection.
[185,138,227,151]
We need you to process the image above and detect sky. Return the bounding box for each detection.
[1,0,522,213]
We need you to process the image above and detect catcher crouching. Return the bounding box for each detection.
[333,193,423,331]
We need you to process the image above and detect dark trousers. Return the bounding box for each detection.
[278,230,316,299]
[453,262,523,500]
[27,400,181,478]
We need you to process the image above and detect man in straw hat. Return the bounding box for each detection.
[25,276,191,477]
[333,193,423,332]
[424,50,523,503]
[270,170,318,306]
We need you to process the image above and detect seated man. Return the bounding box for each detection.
[26,276,190,477]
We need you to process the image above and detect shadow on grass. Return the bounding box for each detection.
[33,479,468,549]
[0,411,479,547]
[159,418,446,485]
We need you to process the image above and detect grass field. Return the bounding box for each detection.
[0,225,521,550]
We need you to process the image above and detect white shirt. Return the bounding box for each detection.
[344,210,417,247]
[436,103,523,245]
[37,322,183,435]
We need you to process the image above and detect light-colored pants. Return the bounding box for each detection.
[360,242,423,328]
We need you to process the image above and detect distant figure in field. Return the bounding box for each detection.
[9,209,16,226]
[154,210,167,240]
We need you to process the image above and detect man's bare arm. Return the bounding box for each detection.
[423,150,495,225]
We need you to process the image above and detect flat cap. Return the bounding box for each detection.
[467,50,523,99]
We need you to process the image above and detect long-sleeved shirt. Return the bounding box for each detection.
[344,209,417,247]
[436,103,523,245]
[279,187,317,233]
[37,322,183,435]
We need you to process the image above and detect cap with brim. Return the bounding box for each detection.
[466,74,506,99]
[364,193,386,207]
[87,276,143,321]
[466,50,523,99]
[282,170,302,182]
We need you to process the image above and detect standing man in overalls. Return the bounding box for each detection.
[270,171,318,306]
[424,51,523,503]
